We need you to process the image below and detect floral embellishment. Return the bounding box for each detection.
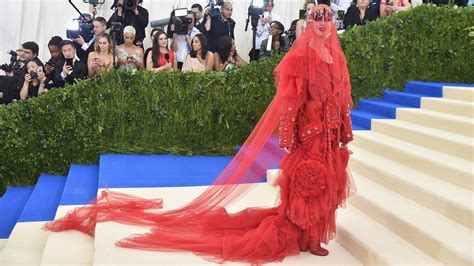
[292,159,328,199]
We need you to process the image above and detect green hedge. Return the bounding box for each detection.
[1,5,473,194]
[339,5,474,101]
[0,58,281,193]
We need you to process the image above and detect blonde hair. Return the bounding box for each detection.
[123,25,136,37]
[94,33,112,54]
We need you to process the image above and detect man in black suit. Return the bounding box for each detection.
[53,40,87,88]
[73,16,107,63]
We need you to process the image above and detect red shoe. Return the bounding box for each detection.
[309,243,329,256]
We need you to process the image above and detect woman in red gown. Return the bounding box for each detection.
[44,4,355,264]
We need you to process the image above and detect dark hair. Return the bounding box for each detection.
[151,31,169,68]
[189,34,209,60]
[60,40,75,50]
[270,21,286,51]
[22,41,39,56]
[216,36,233,64]
[48,36,63,48]
[191,3,203,11]
[317,0,331,5]
[93,16,107,26]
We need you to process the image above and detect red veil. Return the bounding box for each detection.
[44,5,354,264]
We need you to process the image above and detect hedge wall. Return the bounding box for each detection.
[339,5,474,100]
[0,5,473,194]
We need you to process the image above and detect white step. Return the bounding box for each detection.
[351,131,473,191]
[337,205,442,265]
[421,97,474,118]
[40,205,94,266]
[443,86,474,102]
[348,173,474,266]
[396,108,474,137]
[371,119,473,160]
[0,222,49,265]
[93,185,361,265]
[349,146,474,229]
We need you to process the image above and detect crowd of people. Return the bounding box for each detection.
[0,0,417,104]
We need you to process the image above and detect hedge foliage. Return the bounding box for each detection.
[1,5,473,194]
[339,5,474,100]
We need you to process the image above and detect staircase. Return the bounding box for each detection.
[0,81,472,265]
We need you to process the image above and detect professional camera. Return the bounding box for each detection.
[0,50,22,75]
[112,0,139,11]
[171,8,193,35]
[208,0,225,18]
[66,16,94,42]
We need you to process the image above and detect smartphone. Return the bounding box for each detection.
[66,58,73,67]
[263,11,270,18]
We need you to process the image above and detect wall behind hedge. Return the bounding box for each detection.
[0,5,473,194]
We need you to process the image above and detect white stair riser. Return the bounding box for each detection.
[396,109,474,138]
[371,121,472,160]
[443,87,474,102]
[351,136,473,191]
[421,98,474,118]
[348,194,470,266]
[349,157,473,230]
[0,222,49,266]
[336,226,388,265]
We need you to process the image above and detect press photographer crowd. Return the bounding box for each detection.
[0,0,468,104]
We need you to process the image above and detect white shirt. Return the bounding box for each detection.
[255,12,281,50]
[81,36,96,51]
[175,27,200,63]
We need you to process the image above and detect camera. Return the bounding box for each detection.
[208,0,225,18]
[112,0,138,10]
[171,8,193,35]
[0,50,22,75]
[29,70,38,80]
[66,16,94,42]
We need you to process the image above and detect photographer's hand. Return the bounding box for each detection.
[44,64,54,75]
[63,63,73,76]
[24,74,32,84]
[74,36,86,46]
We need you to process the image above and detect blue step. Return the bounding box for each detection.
[60,165,99,205]
[350,110,389,130]
[358,99,412,119]
[99,155,235,188]
[404,81,474,97]
[18,175,67,222]
[0,187,34,238]
[382,90,425,108]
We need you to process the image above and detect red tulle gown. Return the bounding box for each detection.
[44,5,355,264]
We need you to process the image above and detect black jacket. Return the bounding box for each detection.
[107,6,149,45]
[53,59,88,88]
[343,5,378,29]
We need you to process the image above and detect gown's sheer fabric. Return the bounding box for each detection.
[44,5,355,264]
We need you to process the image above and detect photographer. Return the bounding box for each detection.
[19,61,47,100]
[73,16,107,62]
[53,40,88,88]
[0,42,43,103]
[191,3,208,33]
[250,0,281,61]
[170,10,200,70]
[107,0,149,47]
[203,1,235,52]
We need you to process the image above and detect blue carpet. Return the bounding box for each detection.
[18,175,66,222]
[99,155,234,188]
[60,165,99,205]
[0,187,34,238]
[350,110,389,130]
